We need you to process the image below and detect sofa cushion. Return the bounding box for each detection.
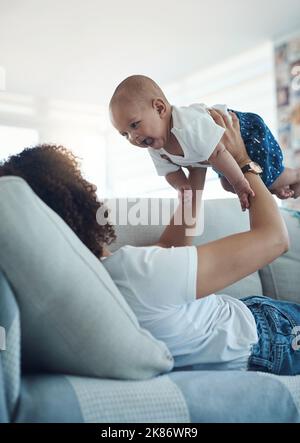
[0,177,173,380]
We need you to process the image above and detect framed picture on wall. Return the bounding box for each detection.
[275,34,300,208]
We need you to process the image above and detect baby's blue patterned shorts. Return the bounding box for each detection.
[232,110,284,188]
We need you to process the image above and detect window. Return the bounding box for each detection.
[0,125,39,161]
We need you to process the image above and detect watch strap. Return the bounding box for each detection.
[241,164,251,173]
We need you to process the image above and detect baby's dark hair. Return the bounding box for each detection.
[0,144,116,258]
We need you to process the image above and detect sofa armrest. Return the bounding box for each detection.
[0,357,9,423]
[0,272,21,422]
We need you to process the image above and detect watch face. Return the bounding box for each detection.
[249,161,263,173]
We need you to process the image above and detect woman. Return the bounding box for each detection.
[0,110,299,375]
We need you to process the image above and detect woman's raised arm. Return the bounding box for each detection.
[195,110,289,298]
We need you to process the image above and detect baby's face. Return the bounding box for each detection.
[110,100,168,149]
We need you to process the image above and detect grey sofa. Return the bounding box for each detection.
[0,186,300,423]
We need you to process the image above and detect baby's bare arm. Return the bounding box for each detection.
[165,169,190,190]
[209,143,254,210]
[157,167,207,247]
[209,143,244,187]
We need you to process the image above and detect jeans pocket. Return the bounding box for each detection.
[263,303,297,336]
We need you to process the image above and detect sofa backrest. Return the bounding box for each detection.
[111,198,300,301]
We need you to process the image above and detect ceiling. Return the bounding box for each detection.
[0,0,300,106]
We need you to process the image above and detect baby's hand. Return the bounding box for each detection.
[178,184,193,204]
[233,177,255,211]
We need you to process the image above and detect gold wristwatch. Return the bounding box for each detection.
[241,161,262,175]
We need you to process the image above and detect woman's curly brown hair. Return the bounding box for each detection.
[0,144,116,258]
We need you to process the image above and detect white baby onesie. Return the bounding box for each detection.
[148,103,229,176]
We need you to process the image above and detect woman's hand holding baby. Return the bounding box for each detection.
[208,108,256,210]
[209,109,251,167]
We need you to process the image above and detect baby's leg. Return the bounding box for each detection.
[269,167,300,199]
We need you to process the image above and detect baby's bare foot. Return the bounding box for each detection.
[290,182,300,199]
[273,186,294,199]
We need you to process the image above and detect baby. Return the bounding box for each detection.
[109,75,300,210]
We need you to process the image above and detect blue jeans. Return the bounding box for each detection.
[241,296,300,375]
